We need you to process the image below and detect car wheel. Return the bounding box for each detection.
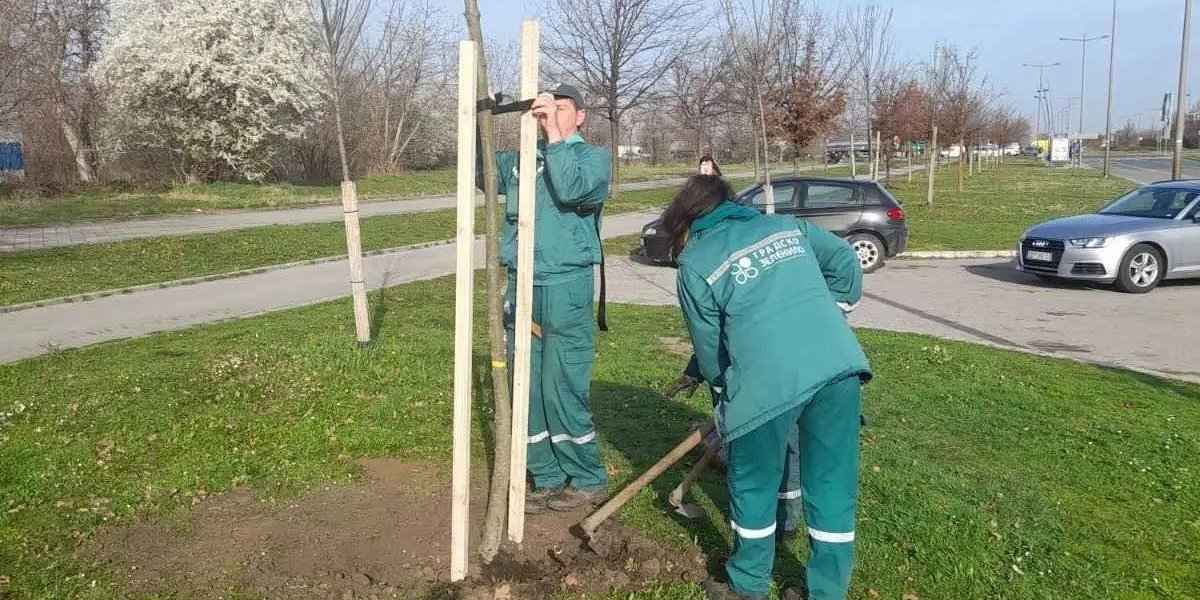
[849,233,885,274]
[1114,244,1163,294]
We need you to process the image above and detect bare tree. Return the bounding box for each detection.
[0,0,35,128]
[845,4,893,178]
[22,0,109,183]
[362,0,456,172]
[667,37,732,157]
[311,0,372,344]
[722,0,853,204]
[938,47,988,190]
[541,0,692,198]
[767,24,852,165]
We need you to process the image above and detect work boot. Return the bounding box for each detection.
[525,485,563,515]
[700,577,764,600]
[546,487,608,512]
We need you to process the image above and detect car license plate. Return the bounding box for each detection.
[1026,250,1053,262]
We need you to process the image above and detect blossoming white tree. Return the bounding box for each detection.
[97,0,322,182]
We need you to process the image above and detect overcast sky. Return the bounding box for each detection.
[444,0,1198,135]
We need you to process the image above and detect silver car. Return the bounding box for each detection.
[1018,181,1200,293]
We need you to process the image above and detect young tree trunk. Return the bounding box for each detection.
[752,133,760,180]
[59,118,95,184]
[849,130,858,178]
[609,115,621,201]
[957,136,965,191]
[464,0,512,564]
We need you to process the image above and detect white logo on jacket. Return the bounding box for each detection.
[731,257,759,285]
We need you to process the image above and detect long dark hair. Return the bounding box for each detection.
[661,175,734,256]
[698,154,722,176]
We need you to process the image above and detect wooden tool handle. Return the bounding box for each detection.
[580,420,715,536]
[668,444,718,509]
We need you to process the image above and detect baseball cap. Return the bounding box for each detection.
[547,83,585,109]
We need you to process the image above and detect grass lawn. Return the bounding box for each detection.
[887,159,1136,251]
[0,180,755,307]
[1,276,1197,599]
[0,172,461,227]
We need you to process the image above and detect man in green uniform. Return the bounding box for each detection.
[482,84,610,513]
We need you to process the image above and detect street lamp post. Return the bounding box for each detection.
[1061,33,1110,168]
[1172,0,1193,180]
[1024,62,1060,156]
[1103,0,1117,177]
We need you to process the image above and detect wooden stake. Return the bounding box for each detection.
[507,19,539,544]
[450,39,478,583]
[872,130,881,180]
[926,126,938,206]
[341,180,371,345]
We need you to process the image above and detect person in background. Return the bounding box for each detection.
[699,154,722,177]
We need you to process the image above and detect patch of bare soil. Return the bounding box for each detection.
[81,459,707,599]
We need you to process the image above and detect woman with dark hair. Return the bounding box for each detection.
[660,175,870,600]
[698,154,722,177]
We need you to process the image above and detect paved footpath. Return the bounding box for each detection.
[603,255,1199,384]
[0,212,656,363]
[0,173,746,252]
[0,164,917,252]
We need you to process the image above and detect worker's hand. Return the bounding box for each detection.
[664,374,701,399]
[530,92,562,142]
[702,427,722,452]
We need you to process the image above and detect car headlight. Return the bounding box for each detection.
[643,227,657,236]
[1068,237,1108,248]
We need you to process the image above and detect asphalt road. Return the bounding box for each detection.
[1085,153,1200,184]
[604,254,1200,383]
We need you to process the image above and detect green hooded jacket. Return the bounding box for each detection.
[489,133,610,285]
[676,201,871,442]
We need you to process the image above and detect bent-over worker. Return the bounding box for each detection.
[660,175,871,600]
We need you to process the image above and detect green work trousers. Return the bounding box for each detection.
[505,272,607,491]
[725,376,861,599]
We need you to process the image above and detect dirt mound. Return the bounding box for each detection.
[81,459,708,599]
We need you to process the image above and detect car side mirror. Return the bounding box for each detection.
[1193,213,1200,224]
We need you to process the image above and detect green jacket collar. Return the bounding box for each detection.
[690,200,759,234]
[537,132,585,159]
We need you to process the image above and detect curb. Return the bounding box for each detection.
[0,237,459,315]
[897,250,1016,259]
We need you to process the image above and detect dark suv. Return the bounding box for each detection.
[638,176,908,273]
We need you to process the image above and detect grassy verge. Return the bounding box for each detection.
[0,180,753,307]
[1,276,1197,599]
[0,172,461,226]
[887,159,1136,251]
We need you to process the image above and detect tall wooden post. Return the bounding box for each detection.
[450,39,478,582]
[507,19,539,543]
